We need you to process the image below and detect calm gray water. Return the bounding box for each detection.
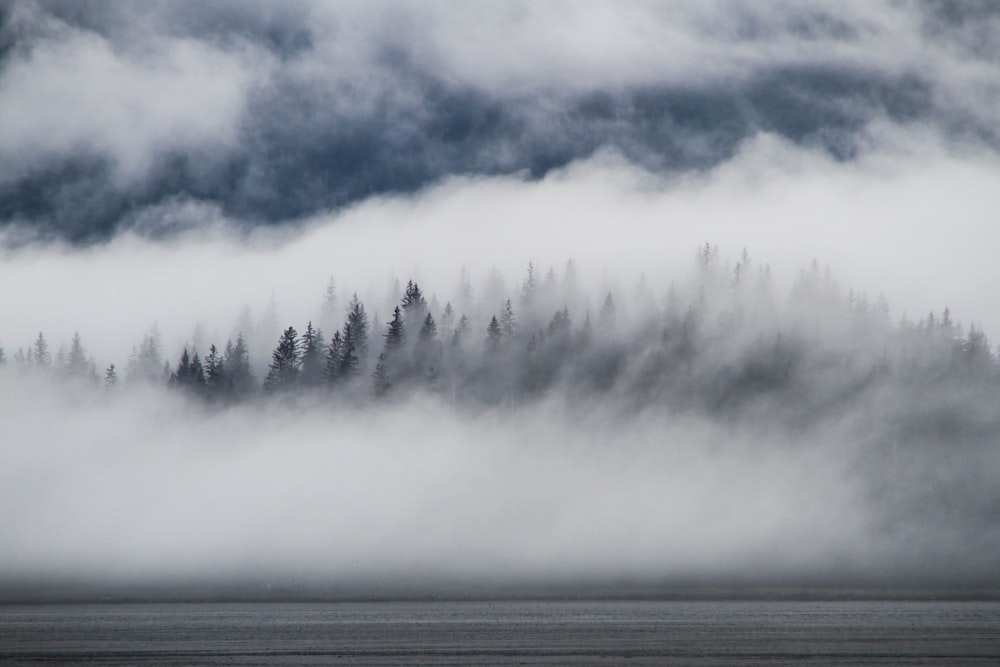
[2,600,999,665]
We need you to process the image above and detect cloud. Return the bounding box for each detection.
[2,0,999,240]
[0,2,269,188]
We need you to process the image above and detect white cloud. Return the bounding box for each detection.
[0,3,271,185]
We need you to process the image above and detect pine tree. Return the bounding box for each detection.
[300,321,325,386]
[205,344,226,398]
[414,312,439,373]
[263,326,300,393]
[189,352,207,388]
[104,364,118,388]
[440,302,455,338]
[372,352,391,398]
[499,299,517,337]
[401,280,427,329]
[520,262,537,308]
[224,333,255,396]
[324,331,343,383]
[32,332,51,367]
[345,294,370,366]
[452,315,470,348]
[65,332,90,379]
[127,326,164,383]
[485,316,502,355]
[418,312,438,344]
[339,322,360,378]
[384,306,406,353]
[170,348,192,386]
[320,276,338,331]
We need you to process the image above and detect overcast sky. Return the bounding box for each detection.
[2,1,1000,595]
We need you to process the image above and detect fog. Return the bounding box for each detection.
[1,1,999,599]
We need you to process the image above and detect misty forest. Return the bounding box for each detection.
[4,248,998,430]
[4,246,1000,588]
[3,1,1000,597]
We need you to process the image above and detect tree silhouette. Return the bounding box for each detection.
[263,327,300,392]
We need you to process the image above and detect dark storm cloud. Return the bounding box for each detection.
[1,0,998,241]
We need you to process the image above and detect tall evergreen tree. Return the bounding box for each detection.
[499,299,517,337]
[170,348,193,386]
[414,312,439,372]
[372,352,391,398]
[339,322,360,378]
[204,344,226,398]
[520,262,537,309]
[451,315,470,349]
[384,306,406,353]
[324,331,343,384]
[127,326,164,383]
[440,302,455,338]
[263,327,300,393]
[65,332,91,379]
[224,333,255,396]
[104,363,118,388]
[32,332,51,367]
[300,321,325,386]
[345,293,370,366]
[401,280,427,329]
[485,316,502,355]
[320,276,338,331]
[189,351,207,389]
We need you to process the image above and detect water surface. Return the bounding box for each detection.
[2,600,999,665]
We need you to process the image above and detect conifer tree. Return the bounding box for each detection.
[189,351,207,388]
[401,280,427,328]
[414,312,439,373]
[485,316,502,355]
[440,303,455,338]
[346,294,370,365]
[300,321,325,386]
[500,299,517,337]
[372,352,391,398]
[263,326,300,393]
[452,315,470,348]
[32,332,51,367]
[324,331,343,384]
[339,322,360,378]
[520,262,537,308]
[224,333,255,396]
[418,312,437,344]
[170,348,192,386]
[104,364,118,388]
[384,306,406,353]
[205,344,226,398]
[65,332,90,379]
[320,276,338,331]
[127,326,164,384]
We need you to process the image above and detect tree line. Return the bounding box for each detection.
[3,247,999,430]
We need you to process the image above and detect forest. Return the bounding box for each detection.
[2,244,997,437]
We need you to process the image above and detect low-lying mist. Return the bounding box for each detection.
[4,371,995,598]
